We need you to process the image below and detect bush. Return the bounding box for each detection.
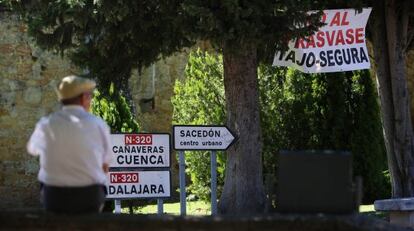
[259,67,390,203]
[91,83,140,212]
[350,70,390,202]
[173,49,390,204]
[91,83,140,133]
[172,49,226,202]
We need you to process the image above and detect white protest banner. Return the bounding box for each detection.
[110,133,170,168]
[273,8,372,73]
[106,170,171,199]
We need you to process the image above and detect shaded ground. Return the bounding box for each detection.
[0,209,410,231]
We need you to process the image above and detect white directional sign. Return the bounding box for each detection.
[173,125,236,150]
[106,170,171,199]
[110,133,170,168]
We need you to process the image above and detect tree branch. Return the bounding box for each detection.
[403,0,413,52]
[405,28,414,52]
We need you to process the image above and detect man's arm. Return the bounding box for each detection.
[100,122,113,173]
[27,118,47,156]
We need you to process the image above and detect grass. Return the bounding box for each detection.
[120,201,381,217]
[359,204,387,219]
[359,204,374,213]
[123,201,211,215]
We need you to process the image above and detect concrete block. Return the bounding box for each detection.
[374,198,414,211]
[374,198,414,228]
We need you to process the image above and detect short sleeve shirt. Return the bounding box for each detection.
[27,105,112,187]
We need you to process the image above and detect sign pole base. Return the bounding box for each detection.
[157,199,164,215]
[114,199,121,214]
[179,151,186,215]
[211,151,217,215]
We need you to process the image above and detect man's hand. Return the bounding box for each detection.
[102,163,109,173]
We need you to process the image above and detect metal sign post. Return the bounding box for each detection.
[179,150,186,216]
[157,199,164,215]
[114,199,122,214]
[210,150,217,215]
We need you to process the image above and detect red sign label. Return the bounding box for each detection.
[110,172,139,184]
[124,134,153,145]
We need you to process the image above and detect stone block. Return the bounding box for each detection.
[0,107,8,117]
[389,212,414,228]
[16,63,34,79]
[15,44,32,57]
[375,198,414,211]
[25,158,39,175]
[0,44,14,54]
[0,185,40,209]
[23,87,42,105]
[0,136,26,161]
[375,198,414,228]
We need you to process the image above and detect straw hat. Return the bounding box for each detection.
[56,75,96,100]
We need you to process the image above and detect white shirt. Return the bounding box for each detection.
[27,105,112,187]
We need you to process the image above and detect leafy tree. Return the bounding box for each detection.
[8,0,414,203]
[368,0,414,197]
[327,0,414,198]
[259,67,389,203]
[91,83,140,133]
[12,0,327,214]
[91,83,140,212]
[175,49,389,204]
[179,1,326,214]
[11,0,192,101]
[350,70,390,202]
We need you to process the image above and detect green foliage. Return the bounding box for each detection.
[350,70,390,202]
[12,0,193,95]
[259,67,390,203]
[9,0,330,90]
[91,83,140,133]
[172,49,226,201]
[181,0,326,60]
[11,1,331,207]
[174,49,390,203]
[11,0,389,205]
[91,84,140,211]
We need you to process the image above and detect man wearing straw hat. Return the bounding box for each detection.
[27,75,112,214]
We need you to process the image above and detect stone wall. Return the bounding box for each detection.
[0,12,188,208]
[0,12,79,208]
[129,52,189,133]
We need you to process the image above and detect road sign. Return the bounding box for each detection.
[106,170,171,199]
[110,133,170,168]
[173,125,236,150]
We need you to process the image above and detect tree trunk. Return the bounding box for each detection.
[218,42,266,214]
[370,0,414,197]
